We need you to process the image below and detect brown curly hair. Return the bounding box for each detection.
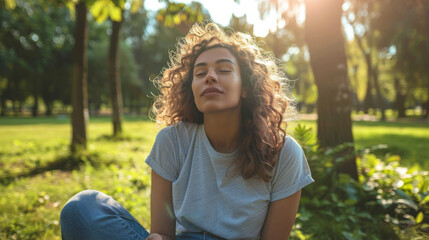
[151,22,295,182]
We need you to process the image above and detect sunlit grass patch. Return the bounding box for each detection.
[0,116,156,239]
[296,119,429,170]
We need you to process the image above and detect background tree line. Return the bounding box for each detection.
[0,0,181,117]
[2,0,428,119]
[1,0,428,167]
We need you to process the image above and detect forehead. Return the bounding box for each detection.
[194,47,238,65]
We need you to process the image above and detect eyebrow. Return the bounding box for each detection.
[194,59,235,68]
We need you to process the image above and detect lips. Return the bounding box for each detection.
[201,87,223,96]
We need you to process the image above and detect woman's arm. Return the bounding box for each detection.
[148,170,176,240]
[261,190,302,240]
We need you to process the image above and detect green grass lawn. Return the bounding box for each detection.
[297,120,429,170]
[0,116,428,239]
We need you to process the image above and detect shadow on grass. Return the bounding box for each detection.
[0,151,116,185]
[96,134,144,142]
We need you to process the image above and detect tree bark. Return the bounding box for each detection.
[354,33,374,115]
[44,98,53,116]
[0,94,5,116]
[305,0,357,179]
[371,66,385,120]
[32,91,39,117]
[394,77,407,118]
[109,12,124,137]
[71,1,89,153]
[423,83,429,118]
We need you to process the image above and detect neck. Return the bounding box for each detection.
[203,109,242,153]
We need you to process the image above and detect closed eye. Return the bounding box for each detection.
[195,72,206,77]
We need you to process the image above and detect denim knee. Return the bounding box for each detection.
[60,190,149,240]
[60,190,112,239]
[61,190,104,223]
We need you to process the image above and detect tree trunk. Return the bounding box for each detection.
[423,99,429,119]
[363,69,373,114]
[18,101,23,115]
[355,35,373,115]
[71,1,89,153]
[0,94,5,116]
[423,84,429,118]
[305,0,357,179]
[109,13,124,137]
[32,91,39,117]
[44,97,53,116]
[394,77,407,118]
[372,66,385,120]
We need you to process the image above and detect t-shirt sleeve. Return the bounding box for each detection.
[145,126,180,182]
[270,136,314,202]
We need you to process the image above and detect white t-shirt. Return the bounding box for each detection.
[146,121,314,240]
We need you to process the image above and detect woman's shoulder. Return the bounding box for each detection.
[156,121,200,143]
[282,135,304,154]
[159,121,199,134]
[274,135,307,169]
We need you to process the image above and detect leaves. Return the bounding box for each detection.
[4,0,16,9]
[129,0,142,13]
[156,1,206,33]
[295,126,429,239]
[90,0,123,23]
[416,212,424,224]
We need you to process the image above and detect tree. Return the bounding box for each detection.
[252,0,316,113]
[345,0,386,120]
[374,0,429,118]
[256,0,305,58]
[90,0,144,136]
[305,0,357,179]
[0,0,74,117]
[71,0,89,152]
[228,14,253,36]
[108,12,124,136]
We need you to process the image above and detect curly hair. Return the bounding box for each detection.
[151,22,296,182]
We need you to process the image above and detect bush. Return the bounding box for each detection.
[291,124,429,240]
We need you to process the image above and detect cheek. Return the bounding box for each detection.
[191,80,199,102]
[231,76,242,100]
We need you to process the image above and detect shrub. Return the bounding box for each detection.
[291,124,429,240]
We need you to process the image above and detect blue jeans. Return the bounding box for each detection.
[60,190,224,240]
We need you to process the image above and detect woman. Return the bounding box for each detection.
[60,22,313,240]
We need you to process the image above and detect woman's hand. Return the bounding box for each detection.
[145,233,173,240]
[145,233,163,240]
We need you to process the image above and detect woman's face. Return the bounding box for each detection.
[192,47,242,114]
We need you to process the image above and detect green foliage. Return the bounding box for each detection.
[291,124,429,240]
[90,0,124,23]
[156,1,205,28]
[1,0,16,9]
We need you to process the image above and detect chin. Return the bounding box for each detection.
[198,103,241,114]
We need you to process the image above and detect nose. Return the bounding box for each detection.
[205,70,218,84]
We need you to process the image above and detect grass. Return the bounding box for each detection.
[296,120,429,170]
[0,116,155,240]
[0,115,428,239]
